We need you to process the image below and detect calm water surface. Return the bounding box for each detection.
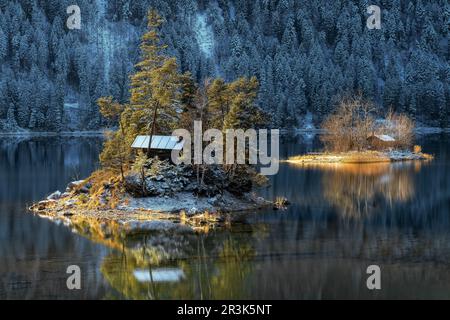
[1,134,450,299]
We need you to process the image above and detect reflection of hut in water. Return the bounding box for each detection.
[367,134,396,150]
[321,162,417,218]
[133,268,185,283]
[100,235,256,300]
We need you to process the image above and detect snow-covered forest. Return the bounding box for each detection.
[0,0,449,132]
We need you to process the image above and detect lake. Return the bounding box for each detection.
[1,133,450,299]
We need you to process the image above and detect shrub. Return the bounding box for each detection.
[321,95,376,152]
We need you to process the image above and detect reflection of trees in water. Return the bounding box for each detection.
[0,137,110,299]
[98,220,450,299]
[0,137,103,203]
[99,225,267,300]
[263,153,450,264]
[243,257,450,299]
[321,163,418,218]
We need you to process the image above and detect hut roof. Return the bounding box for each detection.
[131,135,185,151]
[370,134,396,142]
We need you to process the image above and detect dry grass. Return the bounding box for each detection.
[274,196,289,210]
[340,151,391,163]
[287,150,433,164]
[288,151,389,163]
[83,169,126,209]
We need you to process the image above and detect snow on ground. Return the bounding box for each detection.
[125,191,266,214]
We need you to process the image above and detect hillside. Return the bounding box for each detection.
[0,0,449,132]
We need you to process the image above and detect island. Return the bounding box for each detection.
[286,96,433,165]
[29,10,280,235]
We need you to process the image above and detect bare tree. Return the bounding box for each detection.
[381,109,415,149]
[321,95,376,152]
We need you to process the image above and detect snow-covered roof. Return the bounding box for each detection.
[131,135,185,151]
[372,134,396,142]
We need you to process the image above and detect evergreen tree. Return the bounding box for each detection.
[0,27,7,62]
[223,77,265,130]
[383,57,401,111]
[129,9,182,156]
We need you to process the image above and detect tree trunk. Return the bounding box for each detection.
[147,103,159,158]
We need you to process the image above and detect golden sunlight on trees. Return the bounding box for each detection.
[383,110,415,149]
[99,131,130,180]
[96,9,266,191]
[321,95,415,152]
[98,97,125,127]
[321,95,376,152]
[98,97,130,180]
[130,9,183,156]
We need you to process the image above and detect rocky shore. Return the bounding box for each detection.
[29,159,275,234]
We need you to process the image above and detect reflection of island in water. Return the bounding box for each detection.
[6,135,450,299]
[68,203,450,300]
[289,161,424,219]
[57,213,269,299]
[100,233,257,300]
[55,158,450,300]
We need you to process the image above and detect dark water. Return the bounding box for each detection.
[1,134,450,299]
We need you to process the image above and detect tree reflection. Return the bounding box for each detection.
[0,137,109,299]
[320,162,419,218]
[100,231,258,300]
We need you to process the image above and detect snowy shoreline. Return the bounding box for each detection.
[2,126,449,138]
[29,180,273,235]
[0,130,106,137]
[285,150,433,164]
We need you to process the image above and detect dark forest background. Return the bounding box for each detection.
[0,0,449,132]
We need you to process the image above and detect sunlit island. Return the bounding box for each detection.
[287,149,433,164]
[287,96,433,165]
[29,11,282,235]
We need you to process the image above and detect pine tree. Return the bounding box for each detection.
[179,72,198,132]
[223,77,265,130]
[383,57,401,111]
[0,27,7,62]
[100,131,130,180]
[129,9,182,156]
[6,104,18,129]
[207,78,230,128]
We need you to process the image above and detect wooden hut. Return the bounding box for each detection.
[367,134,396,150]
[131,135,185,161]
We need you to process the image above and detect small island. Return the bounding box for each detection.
[29,10,276,234]
[287,96,433,165]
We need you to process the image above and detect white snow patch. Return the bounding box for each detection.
[229,4,236,20]
[194,14,215,58]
